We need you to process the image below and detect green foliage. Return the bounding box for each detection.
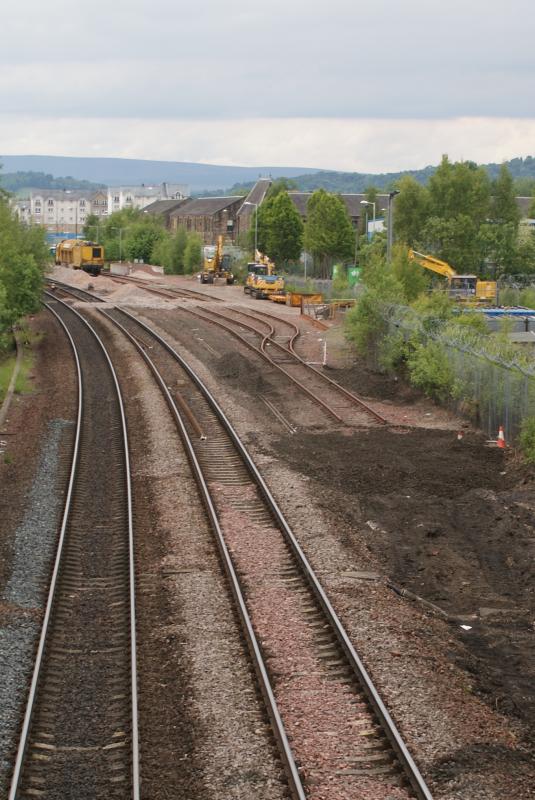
[304,190,355,278]
[0,171,104,193]
[124,218,165,263]
[390,243,429,301]
[184,234,203,273]
[406,339,455,401]
[151,227,192,274]
[519,417,535,463]
[0,198,47,338]
[393,176,430,246]
[345,267,406,351]
[492,164,521,228]
[255,191,303,266]
[266,178,298,198]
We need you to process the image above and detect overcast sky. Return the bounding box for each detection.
[2,0,534,171]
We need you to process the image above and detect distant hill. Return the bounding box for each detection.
[225,157,535,195]
[0,155,319,193]
[0,171,105,193]
[2,154,534,198]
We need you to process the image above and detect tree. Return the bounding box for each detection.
[303,190,355,278]
[151,227,188,273]
[421,214,482,272]
[124,220,165,263]
[390,243,429,300]
[393,176,430,246]
[266,178,298,199]
[492,164,520,228]
[427,156,491,224]
[184,234,203,273]
[0,197,47,338]
[255,191,303,266]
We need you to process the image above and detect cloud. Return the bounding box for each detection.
[1,115,534,173]
[1,0,534,119]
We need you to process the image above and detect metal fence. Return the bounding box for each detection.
[380,304,535,443]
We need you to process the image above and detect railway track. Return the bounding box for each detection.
[108,273,222,302]
[9,294,139,799]
[181,303,388,426]
[46,278,388,427]
[47,282,432,799]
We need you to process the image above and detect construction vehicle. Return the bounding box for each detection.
[408,249,497,305]
[244,250,285,300]
[55,240,104,276]
[200,235,235,284]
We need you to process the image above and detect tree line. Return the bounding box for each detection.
[83,209,204,274]
[0,189,47,348]
[394,157,535,276]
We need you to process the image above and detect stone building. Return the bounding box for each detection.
[169,196,244,244]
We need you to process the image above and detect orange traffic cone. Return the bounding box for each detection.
[497,426,506,449]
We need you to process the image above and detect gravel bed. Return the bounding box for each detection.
[0,418,73,793]
[217,484,412,800]
[127,307,535,798]
[85,308,288,800]
[3,419,72,607]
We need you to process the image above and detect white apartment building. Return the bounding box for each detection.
[13,190,96,234]
[107,183,188,214]
[12,182,189,234]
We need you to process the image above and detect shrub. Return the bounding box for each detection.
[519,417,535,464]
[406,339,454,401]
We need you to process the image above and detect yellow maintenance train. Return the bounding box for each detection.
[55,239,105,276]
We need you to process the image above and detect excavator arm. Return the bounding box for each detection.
[408,249,458,280]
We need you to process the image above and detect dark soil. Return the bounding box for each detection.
[322,359,420,403]
[274,425,535,735]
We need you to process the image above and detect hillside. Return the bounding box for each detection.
[2,154,534,198]
[225,156,535,195]
[0,156,318,193]
[0,171,105,193]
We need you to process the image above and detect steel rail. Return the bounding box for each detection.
[9,295,140,800]
[8,304,83,800]
[92,305,306,800]
[109,273,222,302]
[46,279,430,795]
[98,305,433,800]
[215,305,390,425]
[180,305,347,423]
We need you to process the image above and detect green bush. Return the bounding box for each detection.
[519,417,535,463]
[406,339,454,401]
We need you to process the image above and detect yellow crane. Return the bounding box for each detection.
[408,249,497,305]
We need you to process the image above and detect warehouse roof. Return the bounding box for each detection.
[170,196,243,217]
[288,192,390,218]
[142,198,187,216]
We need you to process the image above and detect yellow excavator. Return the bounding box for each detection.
[408,249,497,305]
[244,250,285,301]
[200,235,235,284]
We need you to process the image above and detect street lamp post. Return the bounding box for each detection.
[360,200,376,240]
[386,190,400,262]
[242,201,258,257]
